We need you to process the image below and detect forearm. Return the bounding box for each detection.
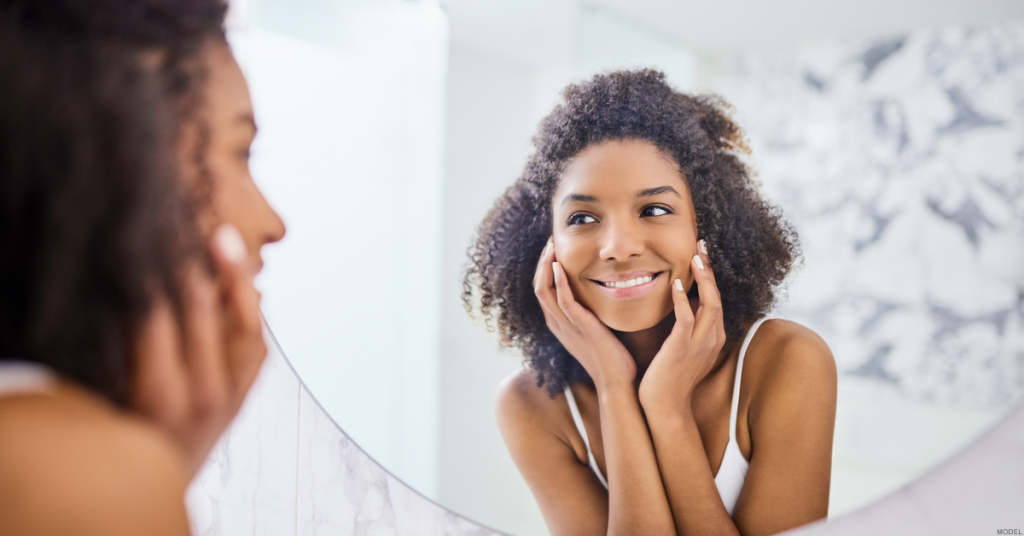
[597,385,675,536]
[648,408,740,536]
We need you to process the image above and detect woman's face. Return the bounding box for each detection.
[551,139,698,332]
[185,40,285,266]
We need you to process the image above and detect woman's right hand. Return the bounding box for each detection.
[533,238,636,391]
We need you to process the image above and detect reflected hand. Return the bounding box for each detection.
[639,241,726,415]
[533,238,636,391]
[131,224,267,477]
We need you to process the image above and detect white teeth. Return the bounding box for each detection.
[604,275,654,289]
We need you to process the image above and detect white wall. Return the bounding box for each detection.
[439,45,549,535]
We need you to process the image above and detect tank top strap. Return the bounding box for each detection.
[0,361,54,397]
[729,317,771,443]
[564,385,609,489]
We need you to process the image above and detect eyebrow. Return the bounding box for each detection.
[637,186,681,198]
[560,193,598,206]
[560,185,681,206]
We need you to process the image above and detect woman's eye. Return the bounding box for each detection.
[641,205,672,217]
[567,213,597,226]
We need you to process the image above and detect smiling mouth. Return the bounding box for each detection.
[595,272,661,289]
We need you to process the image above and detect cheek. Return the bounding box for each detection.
[551,230,594,276]
[657,231,698,285]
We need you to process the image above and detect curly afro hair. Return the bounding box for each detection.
[463,69,800,397]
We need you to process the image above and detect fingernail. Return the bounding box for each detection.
[699,239,708,255]
[674,279,683,291]
[215,223,247,264]
[693,255,704,270]
[552,261,560,282]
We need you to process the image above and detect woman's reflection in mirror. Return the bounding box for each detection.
[465,70,837,536]
[0,0,283,533]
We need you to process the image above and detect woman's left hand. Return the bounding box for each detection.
[130,223,266,477]
[638,241,726,415]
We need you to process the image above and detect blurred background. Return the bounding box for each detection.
[229,0,1024,534]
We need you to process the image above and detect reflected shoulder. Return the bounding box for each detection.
[495,367,567,433]
[744,318,838,412]
[747,319,835,374]
[496,367,548,417]
[0,381,191,536]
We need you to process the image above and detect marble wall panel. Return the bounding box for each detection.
[707,22,1024,407]
[187,323,500,536]
[295,385,501,535]
[186,325,301,535]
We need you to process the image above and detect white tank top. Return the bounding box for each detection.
[564,317,770,516]
[0,361,55,397]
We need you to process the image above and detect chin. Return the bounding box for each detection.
[595,301,673,333]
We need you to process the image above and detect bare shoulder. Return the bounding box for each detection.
[0,382,190,536]
[747,319,836,382]
[495,367,564,431]
[743,319,837,409]
[495,366,585,460]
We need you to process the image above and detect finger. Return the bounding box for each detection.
[552,261,593,326]
[696,239,720,289]
[532,237,553,289]
[671,277,695,334]
[691,253,724,343]
[534,242,569,328]
[131,296,189,428]
[210,223,265,400]
[655,277,697,358]
[181,263,229,424]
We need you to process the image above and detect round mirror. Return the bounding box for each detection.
[231,0,448,499]
[230,0,1024,533]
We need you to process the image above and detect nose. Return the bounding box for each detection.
[599,216,645,261]
[255,187,286,246]
[263,202,286,245]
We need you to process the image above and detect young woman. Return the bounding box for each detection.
[466,70,837,536]
[0,1,284,533]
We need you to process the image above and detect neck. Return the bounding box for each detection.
[613,313,675,383]
[613,311,740,389]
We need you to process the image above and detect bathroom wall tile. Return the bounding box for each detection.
[186,327,301,536]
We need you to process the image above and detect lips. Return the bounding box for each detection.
[590,271,664,300]
[598,274,654,289]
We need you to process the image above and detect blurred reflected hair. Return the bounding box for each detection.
[463,69,800,396]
